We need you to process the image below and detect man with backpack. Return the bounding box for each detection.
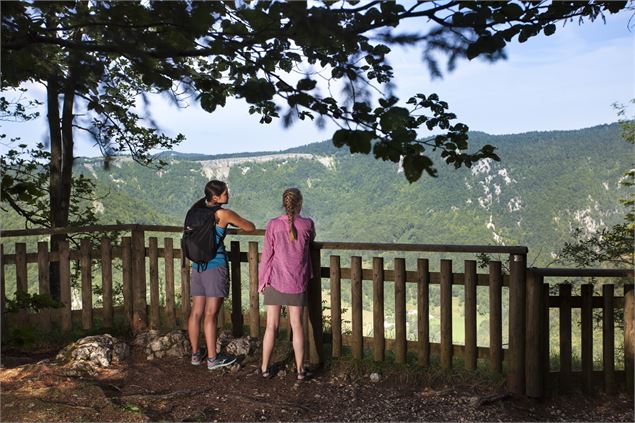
[183,180,255,370]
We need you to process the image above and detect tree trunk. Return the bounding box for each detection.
[52,67,77,298]
[47,77,64,301]
[47,25,79,300]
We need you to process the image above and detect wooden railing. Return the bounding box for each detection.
[525,268,634,397]
[1,224,632,398]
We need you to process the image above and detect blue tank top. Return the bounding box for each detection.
[191,226,227,271]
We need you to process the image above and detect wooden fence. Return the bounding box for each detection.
[0,224,632,398]
[525,268,634,397]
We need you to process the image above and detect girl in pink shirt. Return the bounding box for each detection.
[258,188,315,380]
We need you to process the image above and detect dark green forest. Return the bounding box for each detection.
[2,123,631,269]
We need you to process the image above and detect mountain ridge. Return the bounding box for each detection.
[74,122,622,163]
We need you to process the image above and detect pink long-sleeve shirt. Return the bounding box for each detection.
[258,214,316,294]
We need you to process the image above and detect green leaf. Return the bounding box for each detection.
[402,154,435,182]
[331,67,345,79]
[279,59,293,73]
[199,93,217,113]
[296,78,317,91]
[543,23,556,36]
[380,107,410,132]
[605,1,627,13]
[501,3,523,20]
[332,129,373,154]
[236,79,276,103]
[373,44,391,55]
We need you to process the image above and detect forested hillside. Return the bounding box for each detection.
[2,123,630,267]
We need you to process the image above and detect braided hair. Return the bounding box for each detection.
[282,188,303,241]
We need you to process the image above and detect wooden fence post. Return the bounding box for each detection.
[37,242,50,295]
[181,256,191,330]
[218,301,226,330]
[164,238,176,328]
[303,307,310,361]
[372,257,385,362]
[0,244,6,337]
[542,283,550,393]
[394,258,407,364]
[15,243,27,297]
[440,259,452,369]
[559,284,572,392]
[121,237,133,325]
[149,237,160,329]
[624,284,634,395]
[230,241,243,337]
[489,261,503,373]
[330,255,342,358]
[525,270,544,398]
[307,245,323,365]
[101,238,113,328]
[508,253,526,394]
[417,258,430,367]
[602,284,615,394]
[248,241,259,338]
[59,241,72,331]
[351,256,363,359]
[581,283,593,394]
[464,260,477,371]
[37,242,51,332]
[80,238,92,330]
[131,228,147,332]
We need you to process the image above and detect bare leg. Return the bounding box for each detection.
[204,297,223,358]
[188,296,206,353]
[261,305,281,372]
[288,305,305,373]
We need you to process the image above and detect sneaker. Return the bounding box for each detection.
[191,347,207,366]
[207,353,237,370]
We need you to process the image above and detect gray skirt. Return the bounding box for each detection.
[263,286,307,307]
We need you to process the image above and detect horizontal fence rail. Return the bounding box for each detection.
[0,224,264,238]
[1,225,632,398]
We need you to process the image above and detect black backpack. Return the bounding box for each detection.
[181,205,221,271]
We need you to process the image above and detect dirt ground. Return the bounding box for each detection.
[1,342,633,422]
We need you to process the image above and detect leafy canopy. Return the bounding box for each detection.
[2,1,629,181]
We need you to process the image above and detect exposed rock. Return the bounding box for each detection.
[133,330,191,360]
[469,396,480,408]
[370,373,380,383]
[216,331,259,356]
[132,330,258,361]
[225,337,254,356]
[56,334,129,375]
[216,331,233,353]
[149,339,163,352]
[61,361,99,377]
[131,329,160,348]
[112,341,128,360]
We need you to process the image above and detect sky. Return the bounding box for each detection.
[1,8,633,158]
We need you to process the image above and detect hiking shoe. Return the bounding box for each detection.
[207,353,237,370]
[191,347,207,366]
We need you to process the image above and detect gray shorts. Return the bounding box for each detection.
[190,265,229,298]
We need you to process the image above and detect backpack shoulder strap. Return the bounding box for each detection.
[208,205,221,224]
